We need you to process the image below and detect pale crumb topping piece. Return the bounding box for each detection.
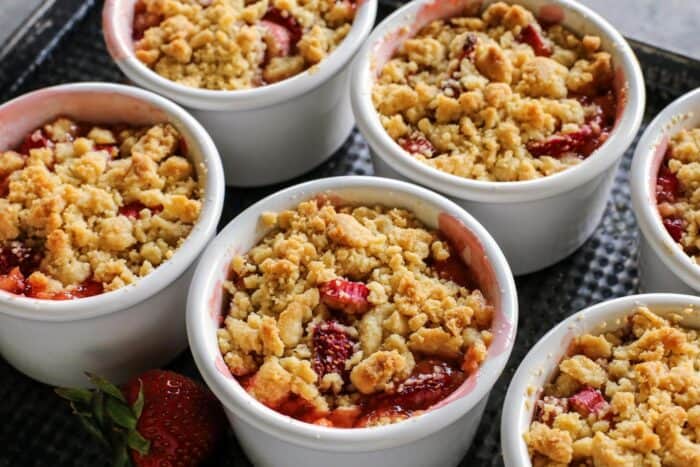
[372,1,617,182]
[217,200,494,427]
[133,0,356,90]
[526,306,700,466]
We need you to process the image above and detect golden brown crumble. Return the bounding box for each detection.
[133,0,356,89]
[217,200,494,427]
[656,129,700,262]
[525,306,700,466]
[0,117,202,298]
[372,2,617,181]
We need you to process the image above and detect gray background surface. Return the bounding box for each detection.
[0,0,699,58]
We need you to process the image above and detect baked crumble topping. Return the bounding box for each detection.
[525,306,700,466]
[372,2,617,181]
[133,0,356,89]
[216,200,494,427]
[0,117,202,300]
[656,129,700,262]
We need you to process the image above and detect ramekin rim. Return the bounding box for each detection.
[500,293,700,467]
[103,0,378,110]
[0,82,225,321]
[350,0,646,203]
[187,175,518,450]
[630,88,700,292]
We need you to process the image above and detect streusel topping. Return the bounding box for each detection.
[525,306,700,466]
[372,2,617,181]
[0,117,202,299]
[656,129,700,262]
[217,200,494,427]
[133,0,356,89]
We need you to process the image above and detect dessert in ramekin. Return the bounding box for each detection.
[632,88,700,294]
[351,0,645,274]
[501,294,700,467]
[0,117,201,299]
[0,83,224,387]
[188,176,517,466]
[104,0,377,186]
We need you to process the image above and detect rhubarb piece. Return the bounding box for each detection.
[312,321,355,378]
[261,20,292,59]
[262,8,302,47]
[319,278,371,314]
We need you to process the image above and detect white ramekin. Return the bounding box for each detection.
[0,82,225,387]
[103,0,377,187]
[187,176,517,467]
[501,293,700,467]
[351,0,645,275]
[631,88,700,294]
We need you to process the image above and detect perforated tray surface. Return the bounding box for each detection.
[2,2,700,466]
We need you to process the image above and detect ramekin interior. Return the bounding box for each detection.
[187,176,517,451]
[501,293,700,466]
[103,0,377,111]
[631,88,700,292]
[0,82,225,321]
[351,0,645,203]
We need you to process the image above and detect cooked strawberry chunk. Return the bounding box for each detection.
[657,165,680,204]
[119,202,163,219]
[399,134,435,157]
[262,8,302,46]
[569,387,610,418]
[312,321,355,378]
[366,360,466,415]
[132,0,163,40]
[527,124,595,158]
[0,267,26,295]
[663,217,685,242]
[261,20,292,58]
[319,278,371,314]
[18,129,53,155]
[518,24,552,57]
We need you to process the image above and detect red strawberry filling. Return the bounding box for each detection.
[517,24,552,57]
[312,321,356,379]
[458,33,478,62]
[319,278,371,315]
[132,0,164,40]
[119,202,164,219]
[663,217,685,242]
[656,165,680,204]
[18,129,54,155]
[262,8,302,48]
[568,386,610,419]
[261,20,293,59]
[399,134,435,157]
[527,91,615,159]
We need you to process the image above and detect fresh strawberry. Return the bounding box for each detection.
[319,278,371,314]
[312,320,355,378]
[518,24,552,57]
[568,386,610,419]
[56,370,227,467]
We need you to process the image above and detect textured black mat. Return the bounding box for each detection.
[2,1,700,466]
